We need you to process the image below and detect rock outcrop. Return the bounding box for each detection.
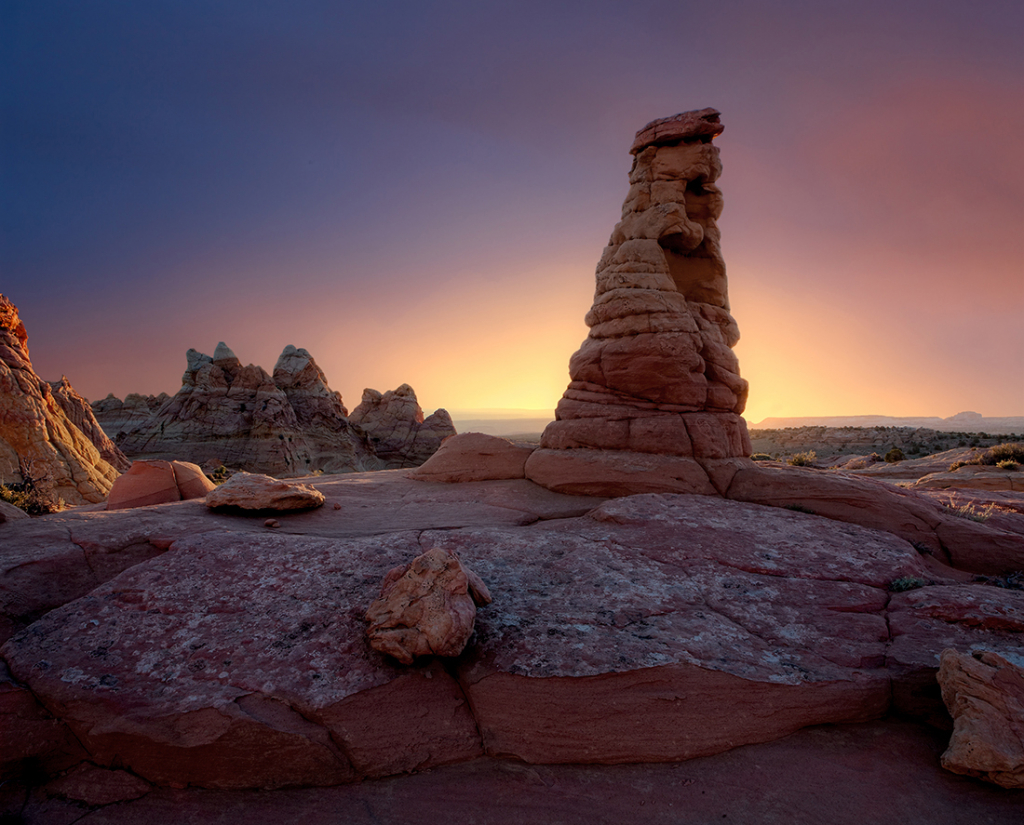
[526,109,751,496]
[938,648,1024,789]
[0,295,120,505]
[408,433,534,482]
[115,343,380,477]
[349,384,456,469]
[48,377,131,472]
[108,345,451,476]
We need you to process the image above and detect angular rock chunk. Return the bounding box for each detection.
[938,648,1024,789]
[365,547,491,665]
[205,472,325,511]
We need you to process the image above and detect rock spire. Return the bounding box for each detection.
[526,108,752,496]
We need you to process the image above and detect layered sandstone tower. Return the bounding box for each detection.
[526,109,752,496]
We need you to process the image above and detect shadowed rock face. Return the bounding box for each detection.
[528,109,751,496]
[349,384,456,469]
[0,294,121,504]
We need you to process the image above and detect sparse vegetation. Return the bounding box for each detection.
[889,576,927,592]
[787,450,816,467]
[750,453,773,461]
[884,447,905,463]
[944,501,995,523]
[206,465,232,485]
[948,442,1024,473]
[972,571,1024,591]
[0,480,66,515]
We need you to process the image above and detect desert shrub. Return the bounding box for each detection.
[206,465,232,485]
[980,443,1024,466]
[884,447,905,463]
[0,481,66,515]
[750,453,772,461]
[997,459,1020,471]
[889,576,927,592]
[787,450,816,467]
[948,460,969,472]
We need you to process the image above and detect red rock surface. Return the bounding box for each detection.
[407,432,534,482]
[106,459,216,510]
[8,493,1021,792]
[44,762,152,806]
[938,648,1024,788]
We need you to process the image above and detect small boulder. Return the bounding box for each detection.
[205,472,325,511]
[365,548,491,665]
[106,460,216,510]
[407,432,536,482]
[0,500,29,523]
[938,648,1024,789]
[106,460,180,510]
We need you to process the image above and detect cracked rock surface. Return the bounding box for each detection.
[3,485,1023,793]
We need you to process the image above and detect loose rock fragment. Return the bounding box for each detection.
[205,472,325,511]
[365,547,490,665]
[938,648,1024,789]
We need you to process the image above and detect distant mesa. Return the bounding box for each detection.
[0,294,124,504]
[94,342,454,477]
[753,413,1024,435]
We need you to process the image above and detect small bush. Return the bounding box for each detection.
[788,450,816,467]
[973,571,1024,591]
[889,576,927,592]
[206,465,232,484]
[884,447,905,463]
[0,481,66,515]
[981,443,1024,466]
[750,453,773,461]
[997,459,1020,471]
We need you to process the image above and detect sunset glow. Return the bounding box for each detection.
[3,2,1021,426]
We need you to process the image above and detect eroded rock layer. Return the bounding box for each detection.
[530,109,751,495]
[0,295,120,504]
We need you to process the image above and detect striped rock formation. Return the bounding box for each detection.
[526,109,752,496]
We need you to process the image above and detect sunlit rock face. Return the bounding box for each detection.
[0,294,121,504]
[527,109,752,496]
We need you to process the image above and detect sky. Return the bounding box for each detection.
[2,0,1022,424]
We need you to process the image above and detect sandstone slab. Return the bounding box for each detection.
[938,648,1024,789]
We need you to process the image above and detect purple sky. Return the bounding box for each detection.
[3,1,1022,422]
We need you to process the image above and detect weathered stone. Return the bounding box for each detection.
[365,548,490,665]
[938,648,1024,789]
[205,472,325,511]
[407,433,535,482]
[0,500,28,523]
[0,294,120,504]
